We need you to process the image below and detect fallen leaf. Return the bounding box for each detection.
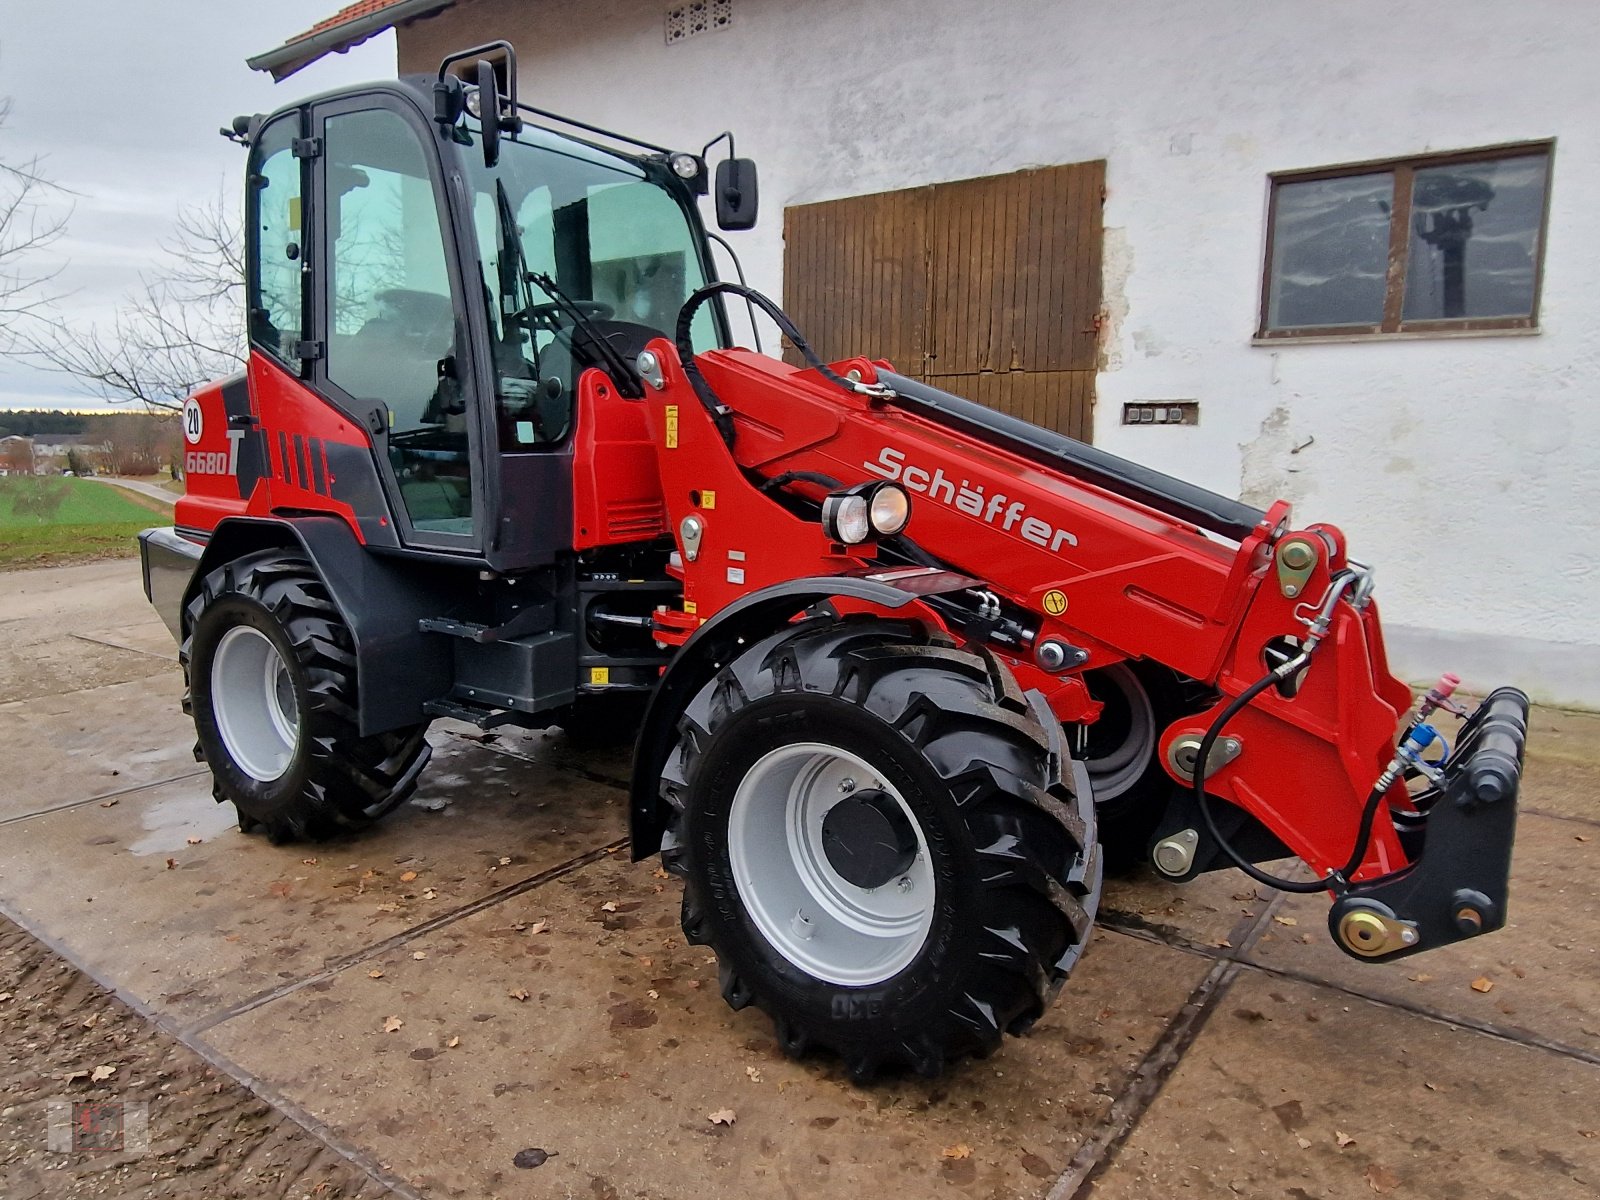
[64,1069,89,1083]
[99,798,119,808]
[647,989,660,1000]
[1576,835,1590,843]
[0,992,12,1003]
[1409,973,1434,983]
[1365,1163,1401,1193]
[1579,1129,1598,1139]
[941,1143,972,1160]
[499,856,511,866]
[186,836,203,845]
[1295,1136,1311,1150]
[512,1147,551,1169]
[689,979,702,989]
[399,870,418,883]
[91,1065,117,1082]
[423,888,438,900]
[81,1014,98,1029]
[601,901,618,913]
[1272,915,1298,927]
[412,950,428,960]
[383,1015,404,1033]
[653,867,671,880]
[509,989,530,1002]
[447,1035,461,1048]
[267,880,292,898]
[1214,938,1232,949]
[640,957,653,968]
[1336,1131,1356,1148]
[367,969,384,980]
[302,858,318,865]
[1470,976,1494,993]
[707,1108,736,1125]
[745,1065,763,1083]
[165,858,176,870]
[529,920,548,935]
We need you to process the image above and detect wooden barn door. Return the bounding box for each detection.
[782,161,1104,441]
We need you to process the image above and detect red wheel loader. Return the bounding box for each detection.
[141,43,1528,1079]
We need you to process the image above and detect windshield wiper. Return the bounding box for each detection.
[526,270,644,399]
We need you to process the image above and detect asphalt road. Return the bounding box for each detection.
[89,475,178,505]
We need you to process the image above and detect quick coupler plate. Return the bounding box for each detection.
[1328,687,1529,962]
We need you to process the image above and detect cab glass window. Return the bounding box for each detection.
[248,117,305,361]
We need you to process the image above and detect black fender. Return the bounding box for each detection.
[175,516,467,736]
[630,575,927,859]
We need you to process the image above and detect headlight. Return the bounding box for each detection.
[822,493,872,544]
[821,482,912,544]
[670,152,702,180]
[868,483,910,535]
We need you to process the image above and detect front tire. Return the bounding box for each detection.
[661,619,1100,1080]
[182,551,431,842]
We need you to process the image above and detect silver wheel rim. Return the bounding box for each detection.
[1082,664,1156,802]
[211,625,300,783]
[727,742,935,987]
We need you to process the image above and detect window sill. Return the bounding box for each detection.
[1252,325,1541,348]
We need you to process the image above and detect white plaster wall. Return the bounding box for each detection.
[399,0,1600,706]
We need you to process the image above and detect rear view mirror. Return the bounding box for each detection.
[715,158,758,231]
[476,60,501,168]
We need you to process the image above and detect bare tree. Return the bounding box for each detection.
[0,95,67,342]
[23,193,246,412]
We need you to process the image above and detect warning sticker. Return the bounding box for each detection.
[1042,589,1069,617]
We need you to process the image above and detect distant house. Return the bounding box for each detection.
[246,0,1600,707]
[32,434,112,472]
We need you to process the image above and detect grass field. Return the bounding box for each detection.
[0,476,170,570]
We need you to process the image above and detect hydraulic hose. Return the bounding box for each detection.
[1191,665,1333,894]
[1191,569,1379,895]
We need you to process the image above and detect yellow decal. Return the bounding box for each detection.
[590,667,610,686]
[1042,589,1069,617]
[683,600,697,615]
[665,405,679,449]
[288,195,302,232]
[700,490,716,510]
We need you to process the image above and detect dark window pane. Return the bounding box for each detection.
[1265,172,1393,330]
[1402,153,1548,322]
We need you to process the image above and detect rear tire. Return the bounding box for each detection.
[1069,662,1187,873]
[182,551,431,843]
[661,618,1100,1080]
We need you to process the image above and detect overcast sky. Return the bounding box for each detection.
[0,1,397,411]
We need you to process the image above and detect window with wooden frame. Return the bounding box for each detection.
[1258,141,1553,340]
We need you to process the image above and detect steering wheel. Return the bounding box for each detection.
[522,299,615,326]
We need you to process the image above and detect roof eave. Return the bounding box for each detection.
[247,0,455,81]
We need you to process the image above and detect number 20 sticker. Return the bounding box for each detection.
[182,397,204,445]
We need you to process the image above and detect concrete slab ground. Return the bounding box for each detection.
[1,558,1596,1200]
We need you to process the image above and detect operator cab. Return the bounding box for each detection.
[243,42,754,566]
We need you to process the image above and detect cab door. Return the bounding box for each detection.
[308,94,487,554]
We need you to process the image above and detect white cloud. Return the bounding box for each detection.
[0,0,397,411]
